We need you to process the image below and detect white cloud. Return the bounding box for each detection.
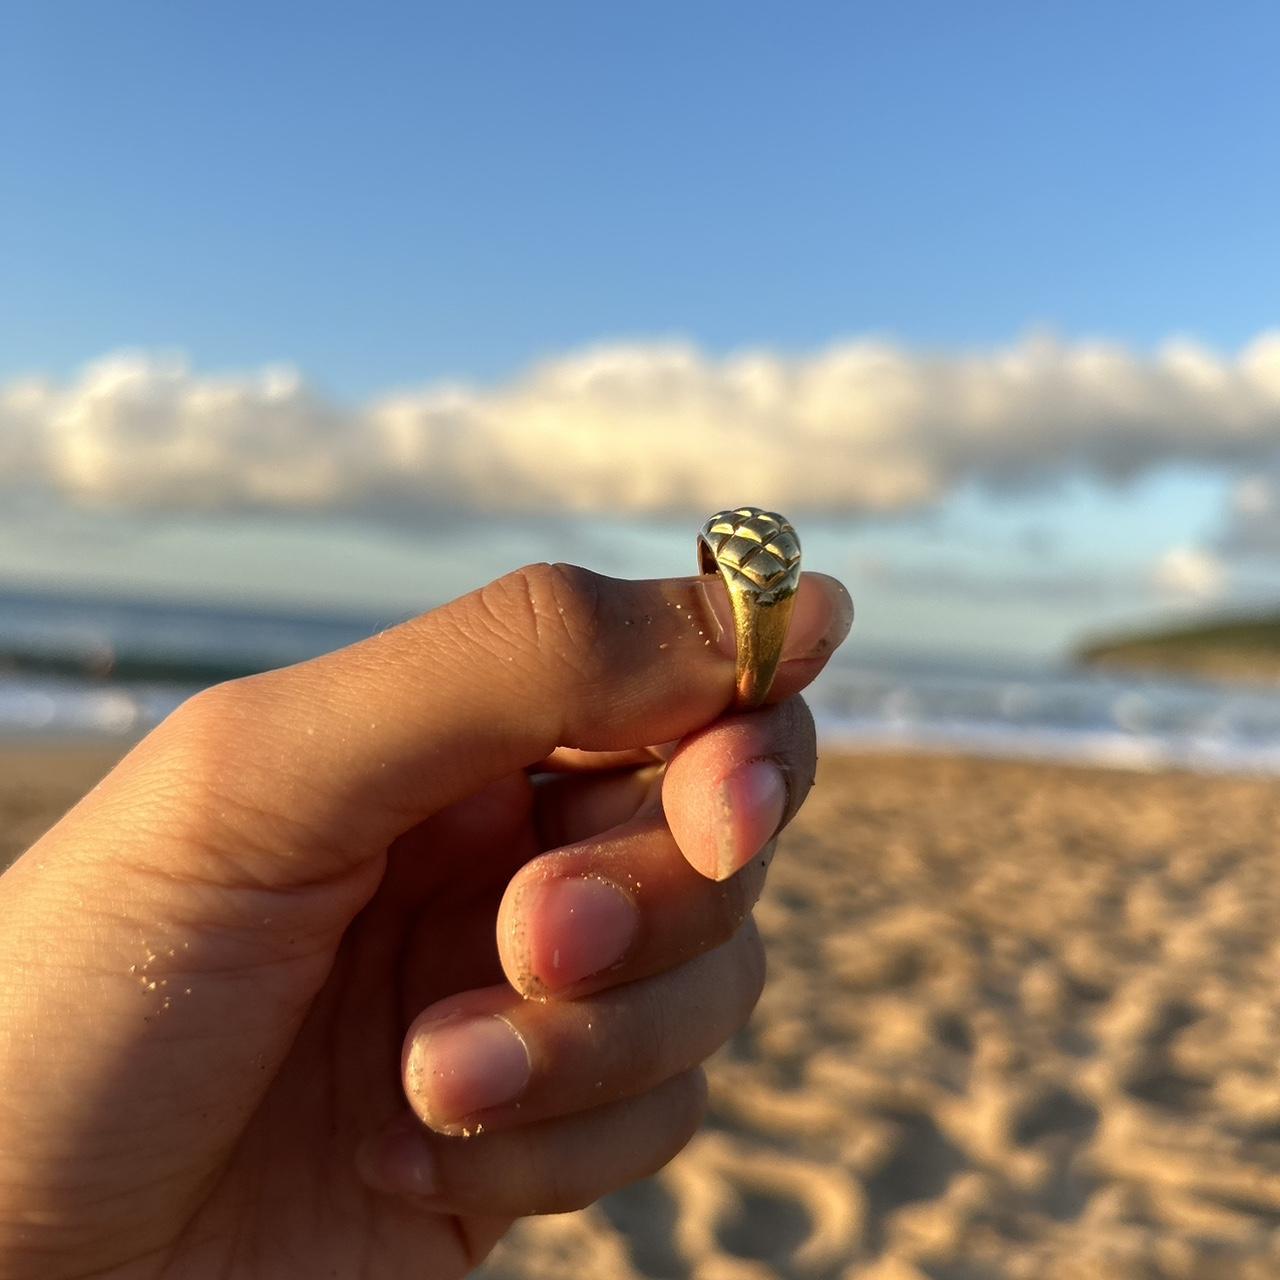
[1214,471,1280,556]
[1152,546,1225,599]
[7,332,1280,519]
[9,353,361,511]
[1232,473,1274,517]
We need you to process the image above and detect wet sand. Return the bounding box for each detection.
[6,746,1280,1278]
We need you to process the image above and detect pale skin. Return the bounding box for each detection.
[0,562,853,1280]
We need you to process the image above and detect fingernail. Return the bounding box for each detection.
[526,876,640,989]
[697,573,853,662]
[406,1015,531,1125]
[356,1116,441,1198]
[716,760,788,880]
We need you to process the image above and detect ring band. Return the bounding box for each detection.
[697,507,802,708]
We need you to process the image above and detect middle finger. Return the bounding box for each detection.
[500,695,815,1000]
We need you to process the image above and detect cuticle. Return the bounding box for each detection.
[495,1013,533,1073]
[741,753,795,833]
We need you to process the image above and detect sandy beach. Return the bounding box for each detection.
[6,745,1280,1278]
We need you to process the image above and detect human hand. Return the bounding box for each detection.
[0,562,852,1280]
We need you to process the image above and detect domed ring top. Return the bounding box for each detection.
[697,507,801,708]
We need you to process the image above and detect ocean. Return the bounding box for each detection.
[4,587,1280,775]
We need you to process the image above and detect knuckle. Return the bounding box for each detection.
[740,919,768,1012]
[138,673,344,879]
[782,693,817,753]
[431,1122,586,1216]
[678,1066,711,1133]
[690,926,766,1047]
[706,863,761,945]
[142,679,260,810]
[768,697,817,826]
[525,1147,599,1216]
[173,674,264,735]
[504,561,608,667]
[651,1070,709,1167]
[619,990,677,1086]
[537,1180,597,1216]
[521,1074,708,1215]
[157,676,275,797]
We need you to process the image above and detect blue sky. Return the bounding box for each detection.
[3,3,1280,660]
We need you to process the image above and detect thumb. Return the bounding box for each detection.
[127,562,851,883]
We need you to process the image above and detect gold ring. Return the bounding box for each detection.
[697,506,801,708]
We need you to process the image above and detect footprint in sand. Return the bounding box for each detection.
[657,1130,865,1278]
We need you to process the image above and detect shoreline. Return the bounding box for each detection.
[819,726,1280,779]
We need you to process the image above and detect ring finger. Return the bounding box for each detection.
[400,920,764,1135]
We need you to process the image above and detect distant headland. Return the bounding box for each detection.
[1076,612,1280,684]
